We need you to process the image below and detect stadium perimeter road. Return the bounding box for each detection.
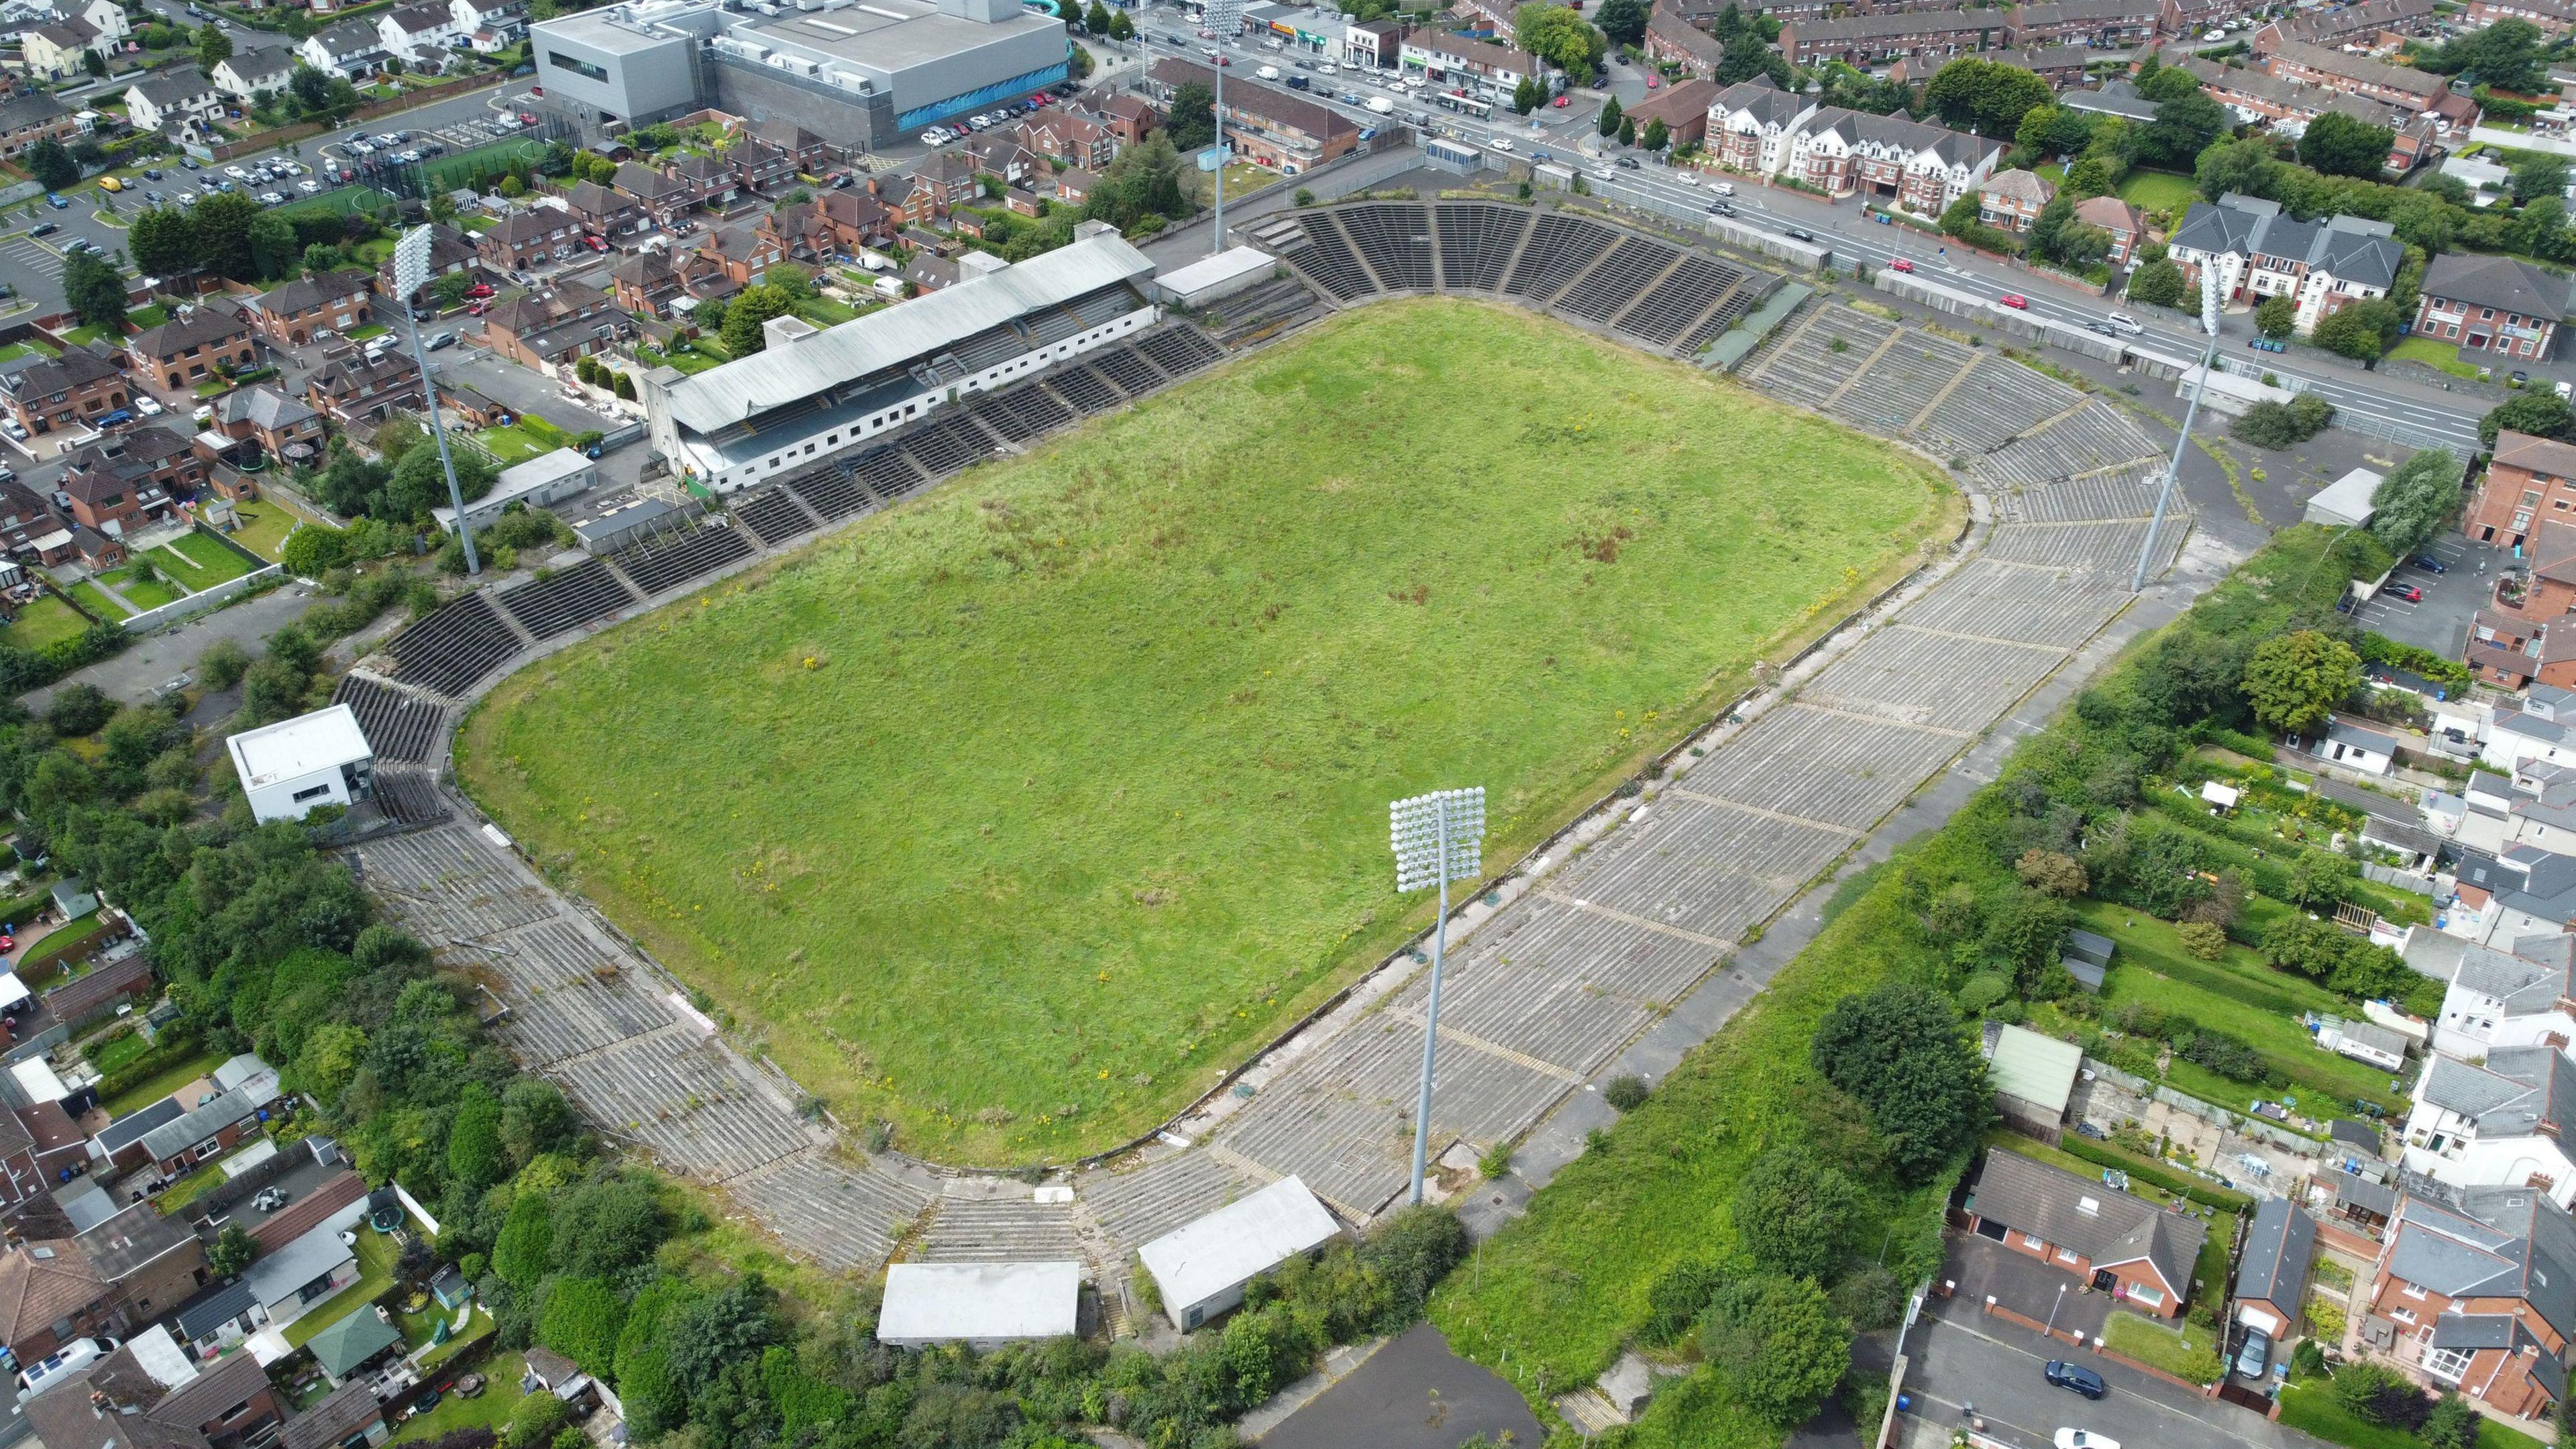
[1258,1324,1544,1449]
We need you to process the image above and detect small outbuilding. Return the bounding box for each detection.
[225,705,375,824]
[2061,927,2116,992]
[305,1305,402,1387]
[2305,468,2383,530]
[1152,246,1276,308]
[1984,1023,2084,1141]
[877,1261,1081,1348]
[1137,1175,1342,1331]
[433,447,599,536]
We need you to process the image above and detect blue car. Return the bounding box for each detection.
[95,409,130,428]
[43,194,68,209]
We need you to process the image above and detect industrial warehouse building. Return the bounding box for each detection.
[640,223,1157,494]
[532,0,1068,148]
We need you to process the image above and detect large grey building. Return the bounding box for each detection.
[532,0,1069,149]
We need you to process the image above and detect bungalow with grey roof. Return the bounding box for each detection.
[1965,1146,2207,1315]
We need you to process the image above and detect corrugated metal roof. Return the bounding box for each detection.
[663,233,1155,435]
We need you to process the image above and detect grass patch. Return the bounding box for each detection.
[87,1031,150,1075]
[0,340,56,363]
[459,215,496,234]
[125,305,167,329]
[2387,335,2487,380]
[458,297,1955,1164]
[2278,1380,2549,1449]
[392,1350,526,1443]
[222,501,305,563]
[2118,169,2198,219]
[153,534,256,591]
[797,294,861,326]
[97,567,182,610]
[347,323,390,342]
[472,424,552,464]
[1,593,95,651]
[69,581,129,619]
[2100,1311,2222,1383]
[26,909,108,962]
[97,1042,224,1120]
[282,1226,400,1350]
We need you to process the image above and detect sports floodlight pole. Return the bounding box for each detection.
[395,223,477,576]
[1205,0,1239,257]
[2133,262,2222,594]
[1391,786,1485,1207]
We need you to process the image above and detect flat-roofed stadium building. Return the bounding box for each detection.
[639,225,1158,494]
[533,0,1068,148]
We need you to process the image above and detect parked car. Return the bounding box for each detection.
[135,396,161,416]
[2386,582,2424,602]
[223,164,248,178]
[2044,1361,2106,1400]
[42,194,66,209]
[1553,94,1568,106]
[2053,1435,2116,1449]
[427,330,457,350]
[2235,1328,2271,1380]
[2412,555,2450,574]
[1888,258,1915,272]
[467,282,495,298]
[584,235,607,251]
[1998,294,2029,309]
[299,180,321,193]
[142,168,161,180]
[28,222,55,238]
[260,191,284,205]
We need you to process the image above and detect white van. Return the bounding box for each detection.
[19,1338,114,1402]
[2105,312,2143,335]
[1366,95,1394,114]
[1257,64,1281,80]
[1711,180,1734,195]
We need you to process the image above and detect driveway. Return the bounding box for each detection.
[1945,1233,2114,1344]
[433,350,620,439]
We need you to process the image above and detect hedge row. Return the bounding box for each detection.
[0,622,129,700]
[2055,1132,2256,1213]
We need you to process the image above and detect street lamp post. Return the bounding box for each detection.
[2044,1281,2068,1339]
[393,223,477,576]
[1389,786,1485,1207]
[2132,262,2222,594]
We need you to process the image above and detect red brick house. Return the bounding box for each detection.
[478,207,580,271]
[612,160,702,227]
[0,348,128,435]
[241,269,372,350]
[1979,167,2056,233]
[0,479,73,566]
[2413,252,2571,362]
[24,1337,283,1449]
[1019,110,1117,170]
[696,223,785,287]
[731,138,796,193]
[2364,1187,2573,1424]
[60,460,172,534]
[2467,430,2576,548]
[305,347,423,425]
[1966,1148,2207,1317]
[374,222,477,305]
[2074,195,2149,265]
[68,425,207,506]
[0,1240,117,1364]
[125,309,257,392]
[478,279,633,372]
[610,249,682,319]
[1097,94,1160,146]
[1645,0,1728,78]
[213,386,324,464]
[746,117,828,172]
[1621,77,1718,150]
[565,178,647,241]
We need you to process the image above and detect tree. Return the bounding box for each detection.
[2446,17,2548,93]
[127,206,193,276]
[2128,257,2186,307]
[1733,1147,1858,1279]
[2514,153,2571,206]
[2483,390,2576,447]
[2372,448,2463,559]
[2313,298,2401,362]
[2423,1396,2481,1449]
[2015,849,2088,898]
[2332,1362,2432,1430]
[1595,0,1647,46]
[197,22,231,69]
[1167,80,1215,150]
[248,212,299,281]
[207,1224,258,1277]
[1618,114,1637,146]
[1811,982,1988,1181]
[1697,1276,1854,1425]
[549,1173,665,1279]
[290,64,331,114]
[2140,91,2226,170]
[1083,0,1110,34]
[1108,8,1134,40]
[1513,3,1605,85]
[2296,110,2392,180]
[1642,117,1669,152]
[447,1082,506,1191]
[721,284,796,357]
[2139,64,2203,103]
[1597,94,1623,139]
[383,438,494,521]
[191,191,263,281]
[1511,75,1540,115]
[612,372,636,401]
[80,48,103,78]
[537,1275,625,1375]
[491,1191,553,1291]
[2255,294,2296,338]
[25,139,74,192]
[2196,136,2284,203]
[1924,56,2051,139]
[505,1393,573,1449]
[2241,630,2363,735]
[62,250,125,333]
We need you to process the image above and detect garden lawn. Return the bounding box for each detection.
[2388,335,2486,380]
[69,581,129,620]
[2100,1311,2221,1383]
[2118,169,2198,218]
[391,1351,526,1444]
[154,534,256,591]
[95,1044,224,1120]
[459,297,1954,1164]
[283,1227,399,1350]
[224,502,305,563]
[87,1030,150,1075]
[2278,1380,2549,1449]
[0,340,57,363]
[0,594,93,651]
[472,425,551,464]
[125,305,166,330]
[97,567,181,610]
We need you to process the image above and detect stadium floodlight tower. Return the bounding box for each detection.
[1389,785,1485,1208]
[1201,0,1240,257]
[394,223,478,576]
[2131,261,2222,594]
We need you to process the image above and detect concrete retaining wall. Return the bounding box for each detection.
[1705,213,1829,271]
[119,563,282,635]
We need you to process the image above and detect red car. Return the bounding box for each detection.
[467,282,494,299]
[1998,293,2029,309]
[521,112,539,125]
[468,300,491,316]
[1888,258,1915,272]
[584,235,607,252]
[2385,582,2424,602]
[1553,94,1568,107]
[1644,74,1658,88]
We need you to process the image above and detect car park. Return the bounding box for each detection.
[1998,294,2029,309]
[2413,555,2449,573]
[2387,582,2425,602]
[2043,1362,2105,1399]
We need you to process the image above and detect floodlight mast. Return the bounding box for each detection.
[1389,786,1485,1207]
[395,224,478,576]
[2132,262,2222,593]
[1204,0,1240,258]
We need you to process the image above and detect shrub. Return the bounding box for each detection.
[1642,1260,1725,1345]
[2176,921,2227,960]
[1734,1146,1858,1279]
[506,1392,573,1449]
[2422,1394,2478,1449]
[1955,972,2012,1016]
[2290,1338,2328,1381]
[1829,1265,1907,1332]
[2013,848,2087,898]
[280,522,349,576]
[47,682,113,736]
[1603,1074,1651,1112]
[1479,1142,1512,1179]
[2331,1361,2430,1428]
[199,636,252,690]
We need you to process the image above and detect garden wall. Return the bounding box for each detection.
[119,561,282,635]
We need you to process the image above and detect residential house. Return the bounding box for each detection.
[730,138,796,194]
[124,66,221,138]
[2469,431,2576,548]
[1097,94,1161,146]
[284,1380,389,1449]
[2187,58,2443,171]
[745,117,827,171]
[374,221,476,303]
[2451,847,2576,947]
[1019,109,1117,170]
[126,309,258,392]
[133,1083,270,1179]
[1054,168,1099,207]
[297,18,386,76]
[1980,167,2056,233]
[2470,607,2576,690]
[479,206,580,270]
[1623,77,1717,150]
[478,279,632,372]
[695,223,784,287]
[1145,58,1360,173]
[376,0,462,61]
[610,159,700,227]
[0,479,73,566]
[303,348,422,425]
[2161,0,2265,41]
[2002,0,2161,48]
[904,250,959,292]
[78,0,126,42]
[1901,44,2092,89]
[563,178,645,241]
[241,1201,366,1332]
[610,249,682,319]
[2263,40,2470,123]
[60,429,203,529]
[0,349,127,437]
[1397,33,1550,103]
[2424,931,2576,1063]
[1964,1146,2208,1316]
[21,20,102,83]
[2415,253,2571,362]
[241,269,372,350]
[1344,15,1402,68]
[963,131,1039,187]
[72,527,122,571]
[23,1334,284,1449]
[61,463,168,535]
[450,0,528,46]
[77,1201,205,1325]
[2234,1197,2320,1340]
[1777,11,2005,66]
[0,92,80,162]
[0,1238,113,1362]
[1644,0,1727,78]
[2294,716,2401,776]
[2471,0,2576,30]
[2073,195,2148,264]
[209,49,292,103]
[1783,107,2004,215]
[2166,193,2405,333]
[215,385,323,464]
[2253,0,2438,52]
[2364,1184,2574,1421]
[1709,75,1818,176]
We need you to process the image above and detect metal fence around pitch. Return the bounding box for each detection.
[272,183,401,222]
[2208,352,2474,455]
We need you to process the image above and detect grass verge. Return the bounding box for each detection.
[2100,1311,2222,1383]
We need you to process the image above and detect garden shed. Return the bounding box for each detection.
[1983,1022,2084,1140]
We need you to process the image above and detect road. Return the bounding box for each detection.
[1099,11,2487,456]
[1900,1305,2316,1449]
